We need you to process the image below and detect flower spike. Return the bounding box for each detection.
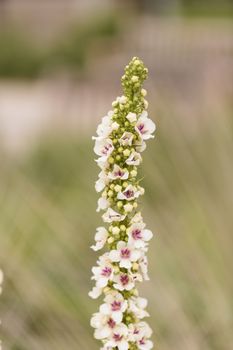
[90,57,156,350]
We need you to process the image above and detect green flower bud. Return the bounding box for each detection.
[114,184,122,192]
[117,201,123,209]
[131,75,139,83]
[112,226,120,235]
[108,157,114,164]
[113,265,120,274]
[141,88,147,96]
[120,225,126,232]
[107,236,114,244]
[123,149,130,157]
[130,169,137,177]
[108,190,114,197]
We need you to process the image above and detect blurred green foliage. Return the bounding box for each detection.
[0,13,120,78]
[0,30,43,78]
[135,0,233,17]
[0,106,232,349]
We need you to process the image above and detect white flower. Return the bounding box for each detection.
[91,227,108,251]
[117,185,141,201]
[89,286,102,299]
[94,138,114,159]
[138,256,149,281]
[108,164,129,180]
[91,254,114,288]
[102,208,126,223]
[135,139,147,153]
[128,322,153,348]
[97,197,109,212]
[133,322,153,350]
[100,293,127,323]
[113,272,135,291]
[127,223,153,249]
[104,324,129,350]
[128,297,149,319]
[130,212,143,224]
[135,111,156,140]
[95,171,109,192]
[94,113,113,140]
[137,338,153,350]
[125,150,142,166]
[126,112,137,123]
[109,241,142,269]
[119,132,134,146]
[91,312,117,339]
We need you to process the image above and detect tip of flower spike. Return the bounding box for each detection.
[121,57,148,96]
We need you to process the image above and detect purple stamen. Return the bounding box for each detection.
[101,267,112,277]
[132,229,142,240]
[120,248,131,259]
[107,318,116,329]
[113,333,123,342]
[124,190,134,198]
[111,301,121,311]
[120,274,129,286]
[138,123,145,133]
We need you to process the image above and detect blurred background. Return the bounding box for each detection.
[0,1,233,349]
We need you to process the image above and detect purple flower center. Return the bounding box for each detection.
[138,123,146,133]
[139,338,146,345]
[122,135,129,141]
[115,170,124,177]
[134,328,140,335]
[120,248,131,259]
[101,267,112,277]
[124,189,134,198]
[107,318,116,329]
[132,229,142,240]
[102,144,112,155]
[111,301,122,311]
[120,274,129,286]
[113,333,123,342]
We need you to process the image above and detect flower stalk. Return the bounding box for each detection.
[89,57,156,350]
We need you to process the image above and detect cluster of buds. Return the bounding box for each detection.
[89,57,156,350]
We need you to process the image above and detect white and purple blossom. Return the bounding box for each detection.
[113,272,135,291]
[135,111,156,140]
[108,164,129,180]
[100,292,128,323]
[102,208,126,223]
[125,150,142,166]
[117,185,141,201]
[91,227,108,251]
[109,241,142,269]
[127,223,153,249]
